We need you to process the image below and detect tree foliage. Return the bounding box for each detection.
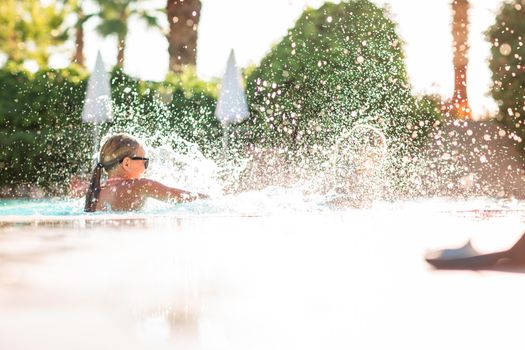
[93,0,163,66]
[0,65,91,194]
[0,65,220,195]
[245,0,440,151]
[0,0,68,67]
[487,0,525,142]
[107,67,221,155]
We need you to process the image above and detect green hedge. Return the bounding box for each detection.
[0,64,220,196]
[0,65,91,194]
[487,0,525,143]
[243,0,441,152]
[104,68,221,156]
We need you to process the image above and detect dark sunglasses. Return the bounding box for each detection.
[120,156,149,169]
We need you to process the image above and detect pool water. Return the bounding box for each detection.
[0,187,333,218]
[1,197,525,350]
[0,198,86,216]
[1,191,523,217]
[0,187,358,219]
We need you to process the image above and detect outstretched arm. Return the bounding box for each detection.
[137,179,209,202]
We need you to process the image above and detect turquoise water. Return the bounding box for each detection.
[0,188,333,217]
[0,199,85,216]
[1,195,524,219]
[0,198,228,217]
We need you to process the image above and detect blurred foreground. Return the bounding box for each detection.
[1,199,525,350]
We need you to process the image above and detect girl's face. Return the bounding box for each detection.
[120,146,148,179]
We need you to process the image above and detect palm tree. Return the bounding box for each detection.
[70,1,89,67]
[166,0,201,73]
[94,0,161,67]
[61,0,93,67]
[73,8,86,66]
[450,0,471,119]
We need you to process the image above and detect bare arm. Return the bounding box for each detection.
[137,179,209,202]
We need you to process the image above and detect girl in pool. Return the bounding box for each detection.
[84,133,208,212]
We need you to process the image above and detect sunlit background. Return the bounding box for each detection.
[43,0,504,117]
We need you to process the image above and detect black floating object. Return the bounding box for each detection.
[425,233,525,270]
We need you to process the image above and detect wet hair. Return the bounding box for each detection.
[84,133,143,212]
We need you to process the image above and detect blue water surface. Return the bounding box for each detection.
[0,191,327,217]
[0,199,86,216]
[0,198,217,217]
[2,194,520,218]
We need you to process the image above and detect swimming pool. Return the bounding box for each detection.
[1,196,525,350]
